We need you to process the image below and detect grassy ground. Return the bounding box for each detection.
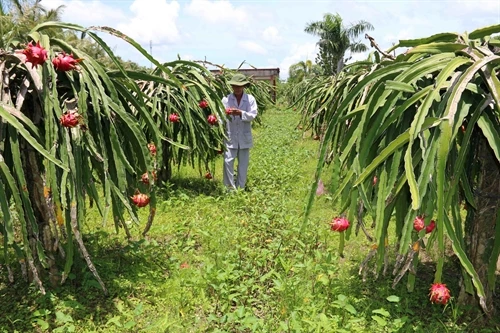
[1,107,499,332]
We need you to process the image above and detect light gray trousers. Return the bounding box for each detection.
[223,148,250,189]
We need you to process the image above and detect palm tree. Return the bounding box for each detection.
[0,0,64,48]
[62,31,147,71]
[288,59,320,84]
[0,1,15,48]
[1,1,145,71]
[305,13,373,75]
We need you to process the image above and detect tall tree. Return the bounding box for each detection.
[288,59,322,84]
[62,30,148,71]
[0,0,146,71]
[0,0,64,48]
[304,13,373,75]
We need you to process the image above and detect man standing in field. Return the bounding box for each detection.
[222,73,258,191]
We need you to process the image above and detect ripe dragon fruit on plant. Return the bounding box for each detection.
[60,111,81,128]
[52,52,82,72]
[429,283,451,305]
[330,217,350,232]
[141,173,149,185]
[22,41,48,68]
[141,171,157,185]
[169,113,180,123]
[147,143,157,156]
[207,114,217,125]
[425,220,436,233]
[413,215,425,232]
[131,193,150,208]
[199,100,209,109]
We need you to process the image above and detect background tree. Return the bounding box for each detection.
[304,12,373,75]
[0,0,145,70]
[288,59,322,84]
[62,30,148,71]
[0,0,64,48]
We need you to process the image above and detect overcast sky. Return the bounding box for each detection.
[41,0,500,79]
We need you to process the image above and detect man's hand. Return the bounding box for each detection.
[231,108,242,116]
[226,107,242,116]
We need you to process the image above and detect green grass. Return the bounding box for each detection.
[1,107,499,332]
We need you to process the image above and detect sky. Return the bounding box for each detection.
[40,0,500,80]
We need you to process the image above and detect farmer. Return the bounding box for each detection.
[222,73,258,190]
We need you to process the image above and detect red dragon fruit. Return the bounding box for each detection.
[131,193,150,208]
[413,215,425,232]
[141,171,157,185]
[22,41,48,68]
[425,220,436,233]
[330,217,350,232]
[429,283,451,305]
[52,52,81,72]
[147,143,157,156]
[169,113,180,123]
[60,111,81,128]
[207,114,217,125]
[199,100,208,109]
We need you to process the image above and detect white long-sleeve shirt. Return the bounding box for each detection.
[222,93,258,149]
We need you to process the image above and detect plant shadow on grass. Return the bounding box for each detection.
[158,176,225,200]
[0,230,180,332]
[337,255,500,333]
